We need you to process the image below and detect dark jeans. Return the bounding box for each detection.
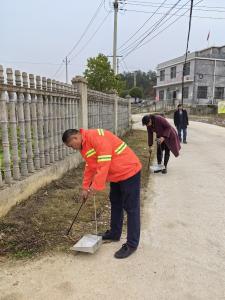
[157,142,170,167]
[109,171,141,248]
[177,126,187,142]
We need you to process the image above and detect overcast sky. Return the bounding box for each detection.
[1,0,224,83]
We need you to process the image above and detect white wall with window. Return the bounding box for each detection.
[159,90,165,100]
[197,86,208,99]
[170,66,176,79]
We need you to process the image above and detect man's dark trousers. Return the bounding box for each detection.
[109,171,141,249]
[177,126,187,142]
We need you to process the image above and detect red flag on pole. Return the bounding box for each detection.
[207,31,210,41]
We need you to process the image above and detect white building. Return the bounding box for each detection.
[154,45,225,105]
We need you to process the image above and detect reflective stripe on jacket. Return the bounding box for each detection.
[80,129,142,191]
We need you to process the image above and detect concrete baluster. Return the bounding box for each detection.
[42,77,50,165]
[6,68,20,180]
[36,75,45,167]
[47,78,54,163]
[23,72,34,173]
[0,65,12,183]
[29,74,40,170]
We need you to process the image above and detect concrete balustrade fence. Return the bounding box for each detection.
[0,66,131,216]
[88,90,115,131]
[0,66,80,187]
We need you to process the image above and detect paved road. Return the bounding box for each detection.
[1,117,225,300]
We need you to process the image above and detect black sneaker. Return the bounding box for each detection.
[162,168,167,174]
[183,141,187,144]
[114,243,137,259]
[99,230,120,241]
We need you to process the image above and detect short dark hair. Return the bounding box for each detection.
[177,104,182,108]
[62,129,79,143]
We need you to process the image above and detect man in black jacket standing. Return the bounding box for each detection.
[174,104,189,144]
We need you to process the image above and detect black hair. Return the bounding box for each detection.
[177,104,182,108]
[62,129,79,143]
[142,115,151,126]
[142,114,156,129]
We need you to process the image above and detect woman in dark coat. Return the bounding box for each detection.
[142,114,181,174]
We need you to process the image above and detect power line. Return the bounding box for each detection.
[70,12,111,62]
[120,1,225,13]
[104,0,113,12]
[121,0,203,59]
[119,0,185,55]
[122,9,225,19]
[66,0,105,58]
[52,62,64,77]
[53,0,104,78]
[122,59,130,72]
[121,0,225,10]
[118,0,168,50]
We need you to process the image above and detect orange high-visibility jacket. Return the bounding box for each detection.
[80,129,142,191]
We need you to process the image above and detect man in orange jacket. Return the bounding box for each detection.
[62,128,142,259]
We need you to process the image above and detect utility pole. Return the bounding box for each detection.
[63,56,70,83]
[107,55,122,75]
[113,0,119,74]
[212,59,217,104]
[134,71,137,87]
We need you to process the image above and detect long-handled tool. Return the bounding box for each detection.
[147,149,152,170]
[66,200,85,236]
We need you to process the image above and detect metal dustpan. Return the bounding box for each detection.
[70,234,102,254]
[70,195,102,254]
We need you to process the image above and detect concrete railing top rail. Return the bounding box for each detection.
[0,65,79,98]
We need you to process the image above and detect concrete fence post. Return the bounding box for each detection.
[52,80,59,161]
[29,74,40,170]
[114,93,118,135]
[61,92,66,159]
[36,75,45,168]
[23,72,34,173]
[15,70,28,177]
[126,95,132,130]
[71,76,88,129]
[57,81,62,160]
[47,78,54,163]
[42,77,50,165]
[7,68,20,180]
[64,84,69,155]
[0,65,12,183]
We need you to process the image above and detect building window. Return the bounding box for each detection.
[160,70,165,81]
[159,90,164,100]
[214,87,224,99]
[167,89,171,100]
[170,66,176,79]
[183,87,189,99]
[183,62,190,76]
[197,86,208,98]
